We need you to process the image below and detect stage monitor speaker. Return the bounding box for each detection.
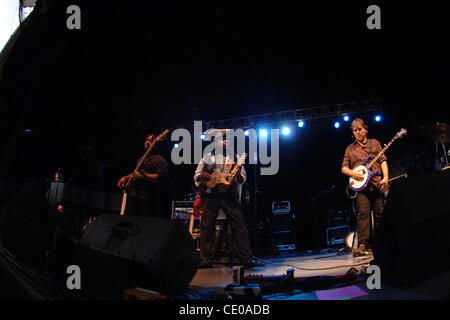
[372,170,450,288]
[78,213,200,295]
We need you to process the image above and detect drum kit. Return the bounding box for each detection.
[425,122,450,171]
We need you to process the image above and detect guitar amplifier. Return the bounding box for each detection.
[272,200,290,214]
[327,208,350,228]
[171,201,195,221]
[326,225,349,246]
[271,201,296,252]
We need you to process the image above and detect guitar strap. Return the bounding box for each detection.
[368,139,374,159]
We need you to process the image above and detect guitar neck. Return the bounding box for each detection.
[134,130,169,171]
[124,130,168,193]
[135,141,157,171]
[227,165,240,185]
[367,138,396,169]
[227,154,247,185]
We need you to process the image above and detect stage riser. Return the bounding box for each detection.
[372,170,450,288]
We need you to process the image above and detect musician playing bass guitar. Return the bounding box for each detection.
[194,129,263,269]
[341,118,389,257]
[117,133,169,218]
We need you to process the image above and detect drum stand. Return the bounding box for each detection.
[435,142,449,170]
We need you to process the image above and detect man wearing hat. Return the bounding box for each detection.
[194,129,263,268]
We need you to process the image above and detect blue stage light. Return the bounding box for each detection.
[259,129,268,137]
[343,115,350,122]
[244,130,250,136]
[281,126,291,135]
[200,134,205,140]
[334,121,341,129]
[375,115,382,122]
[298,120,304,128]
[174,143,179,148]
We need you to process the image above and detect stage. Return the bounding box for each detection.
[182,250,450,300]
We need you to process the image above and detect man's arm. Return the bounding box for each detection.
[134,170,160,183]
[379,160,389,192]
[134,156,168,184]
[194,158,212,187]
[235,164,246,184]
[342,166,365,181]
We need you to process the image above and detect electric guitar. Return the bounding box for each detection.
[348,128,407,192]
[120,129,169,215]
[192,153,247,216]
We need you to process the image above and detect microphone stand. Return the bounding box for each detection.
[311,184,335,253]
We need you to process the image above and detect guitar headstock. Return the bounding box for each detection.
[395,128,407,140]
[238,153,248,165]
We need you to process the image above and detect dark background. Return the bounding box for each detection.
[0,0,448,251]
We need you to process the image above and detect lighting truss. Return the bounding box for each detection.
[172,99,382,132]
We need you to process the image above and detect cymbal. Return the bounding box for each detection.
[426,122,450,144]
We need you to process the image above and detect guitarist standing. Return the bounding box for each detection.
[194,130,263,269]
[117,133,169,218]
[341,118,389,257]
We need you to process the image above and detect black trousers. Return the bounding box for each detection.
[356,188,385,247]
[199,192,252,265]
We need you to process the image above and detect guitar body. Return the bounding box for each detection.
[348,164,375,191]
[192,171,229,216]
[205,170,230,189]
[192,191,204,216]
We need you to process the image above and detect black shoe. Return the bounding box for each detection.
[242,259,265,268]
[353,243,369,257]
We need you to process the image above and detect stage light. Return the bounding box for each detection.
[343,115,350,122]
[375,115,382,122]
[244,130,250,136]
[298,120,304,128]
[334,121,341,129]
[174,143,179,148]
[200,134,205,140]
[259,129,268,138]
[281,126,291,135]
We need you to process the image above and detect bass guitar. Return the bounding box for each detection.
[349,128,407,192]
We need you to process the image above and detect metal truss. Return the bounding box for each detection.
[172,99,382,132]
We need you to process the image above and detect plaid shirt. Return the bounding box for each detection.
[342,138,387,189]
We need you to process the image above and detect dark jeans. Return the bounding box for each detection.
[199,192,252,265]
[356,189,385,247]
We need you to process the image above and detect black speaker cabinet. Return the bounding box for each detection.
[76,213,200,296]
[271,212,297,251]
[372,170,450,288]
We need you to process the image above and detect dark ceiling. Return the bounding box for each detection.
[0,0,448,204]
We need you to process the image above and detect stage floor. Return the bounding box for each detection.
[186,249,450,300]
